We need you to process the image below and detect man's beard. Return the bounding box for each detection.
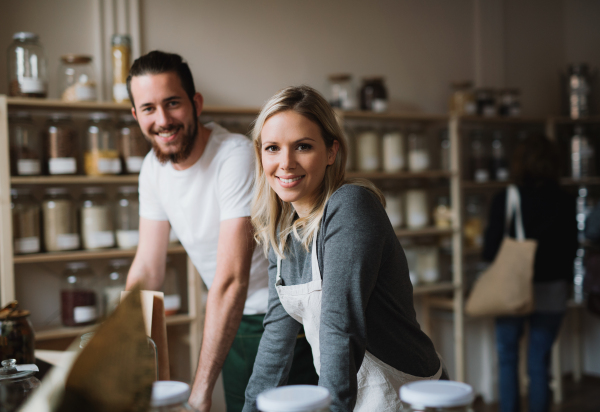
[151,120,198,165]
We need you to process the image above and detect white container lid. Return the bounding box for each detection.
[400,381,474,408]
[151,381,190,407]
[257,385,330,412]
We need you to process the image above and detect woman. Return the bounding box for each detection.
[243,86,443,412]
[482,134,578,412]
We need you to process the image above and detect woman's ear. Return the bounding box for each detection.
[327,140,340,165]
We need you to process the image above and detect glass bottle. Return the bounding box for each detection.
[470,131,489,182]
[7,32,47,98]
[408,132,430,172]
[111,34,132,103]
[42,188,80,252]
[359,77,388,112]
[400,380,474,412]
[59,54,97,101]
[382,130,405,172]
[80,187,115,250]
[60,262,98,327]
[448,81,476,115]
[103,259,129,316]
[356,129,380,172]
[491,131,509,181]
[9,112,40,176]
[571,125,594,179]
[163,260,182,316]
[327,74,354,110]
[257,385,331,412]
[150,381,196,412]
[405,189,428,229]
[439,129,451,171]
[11,189,40,255]
[43,113,79,175]
[384,191,403,229]
[84,112,121,176]
[115,186,140,249]
[119,114,150,173]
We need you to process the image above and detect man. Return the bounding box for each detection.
[125,51,316,412]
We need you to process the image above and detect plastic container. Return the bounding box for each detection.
[103,259,129,316]
[60,262,98,327]
[119,114,150,173]
[59,54,97,102]
[9,112,41,176]
[150,381,195,412]
[382,130,405,172]
[416,246,439,284]
[7,32,47,98]
[85,112,121,176]
[399,380,474,412]
[111,34,132,103]
[11,189,40,255]
[115,186,140,248]
[44,113,79,175]
[42,188,80,252]
[257,385,331,412]
[80,187,115,250]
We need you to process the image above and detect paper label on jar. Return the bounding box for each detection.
[113,83,130,102]
[14,237,40,254]
[85,231,115,249]
[409,152,430,172]
[17,159,41,175]
[359,156,379,172]
[49,157,76,174]
[75,84,97,101]
[74,306,97,324]
[126,156,144,173]
[164,295,182,312]
[56,233,80,250]
[98,158,122,174]
[475,169,490,182]
[372,99,388,113]
[116,230,139,248]
[19,77,45,93]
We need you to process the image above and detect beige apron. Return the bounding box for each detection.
[276,230,442,412]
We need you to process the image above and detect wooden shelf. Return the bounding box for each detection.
[347,170,452,180]
[413,281,455,295]
[13,245,186,264]
[457,114,547,124]
[341,110,448,122]
[462,180,511,190]
[560,177,600,186]
[11,175,139,185]
[395,227,454,237]
[550,115,600,125]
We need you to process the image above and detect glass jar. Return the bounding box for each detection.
[42,188,80,252]
[327,74,354,110]
[448,81,476,115]
[356,129,380,172]
[0,359,41,412]
[60,262,98,327]
[0,302,35,364]
[103,259,129,316]
[384,192,403,229]
[439,129,451,171]
[344,128,355,172]
[119,114,150,173]
[150,381,195,412]
[382,130,405,172]
[434,196,452,230]
[408,133,430,172]
[359,77,388,112]
[257,385,331,412]
[400,380,474,412]
[498,88,521,117]
[59,54,97,102]
[164,260,182,316]
[44,113,79,175]
[80,187,115,250]
[85,112,121,176]
[11,189,40,255]
[111,34,132,103]
[491,131,509,181]
[416,246,439,284]
[475,88,496,117]
[405,189,428,229]
[470,131,489,182]
[571,125,594,179]
[7,32,47,98]
[9,112,40,176]
[464,195,483,248]
[115,186,140,249]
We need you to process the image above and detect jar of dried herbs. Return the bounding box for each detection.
[11,189,40,255]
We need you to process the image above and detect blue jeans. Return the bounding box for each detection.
[495,313,564,412]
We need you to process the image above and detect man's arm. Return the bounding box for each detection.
[188,216,254,412]
[125,217,171,290]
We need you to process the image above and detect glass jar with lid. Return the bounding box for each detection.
[0,302,35,364]
[103,259,129,316]
[11,188,40,255]
[359,77,388,112]
[42,188,80,252]
[111,34,132,103]
[327,74,354,110]
[257,385,331,412]
[0,359,41,412]
[449,81,476,115]
[115,186,140,249]
[59,54,97,102]
[119,114,150,173]
[163,259,182,316]
[400,380,474,412]
[382,130,405,172]
[44,113,79,175]
[61,262,98,327]
[80,187,115,250]
[356,128,380,172]
[84,112,121,176]
[405,189,429,229]
[408,132,430,172]
[150,381,196,412]
[9,112,40,176]
[7,32,47,98]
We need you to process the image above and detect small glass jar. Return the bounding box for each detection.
[11,189,40,255]
[42,188,80,252]
[9,112,40,176]
[60,262,98,327]
[439,129,451,171]
[119,114,150,173]
[257,385,331,412]
[470,131,489,182]
[491,131,509,181]
[164,260,182,316]
[327,74,354,110]
[359,77,388,112]
[150,381,196,412]
[356,129,380,172]
[475,88,497,117]
[111,34,132,103]
[434,196,452,230]
[384,192,403,229]
[103,259,129,316]
[115,186,140,249]
[85,112,121,176]
[408,133,430,172]
[405,189,428,229]
[448,81,476,115]
[44,113,79,175]
[382,130,405,172]
[498,88,521,117]
[80,187,115,250]
[7,32,47,98]
[416,246,439,284]
[59,54,97,102]
[0,359,41,412]
[400,380,474,412]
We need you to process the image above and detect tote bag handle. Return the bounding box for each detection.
[505,185,526,241]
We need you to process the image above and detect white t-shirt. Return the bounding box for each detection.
[139,122,269,315]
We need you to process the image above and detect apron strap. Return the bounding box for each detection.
[276,229,323,286]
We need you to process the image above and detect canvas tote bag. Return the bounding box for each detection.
[465,185,538,317]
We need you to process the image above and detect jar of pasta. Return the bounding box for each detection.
[11,189,40,255]
[59,54,97,102]
[85,112,121,176]
[119,114,150,173]
[80,187,115,250]
[9,112,40,176]
[42,188,80,252]
[44,113,79,175]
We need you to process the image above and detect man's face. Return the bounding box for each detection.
[130,72,200,164]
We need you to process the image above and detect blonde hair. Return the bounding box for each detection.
[251,85,384,259]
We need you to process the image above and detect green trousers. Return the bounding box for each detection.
[221,314,319,412]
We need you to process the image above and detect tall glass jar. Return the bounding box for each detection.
[327,74,354,110]
[164,259,182,316]
[103,259,129,316]
[80,187,115,250]
[42,188,80,252]
[405,189,428,229]
[43,113,79,175]
[382,130,405,172]
[9,112,40,176]
[119,114,150,173]
[400,381,474,412]
[84,112,121,176]
[356,129,380,172]
[408,133,430,172]
[60,262,98,327]
[115,186,140,249]
[11,189,40,255]
[59,54,97,102]
[359,77,388,112]
[111,34,132,103]
[7,32,47,98]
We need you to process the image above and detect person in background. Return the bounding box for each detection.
[124,51,317,412]
[243,86,445,412]
[483,134,578,412]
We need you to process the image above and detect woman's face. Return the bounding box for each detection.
[261,110,339,218]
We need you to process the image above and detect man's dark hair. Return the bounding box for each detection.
[512,133,561,187]
[126,50,196,109]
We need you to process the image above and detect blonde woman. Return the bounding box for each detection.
[243,86,444,412]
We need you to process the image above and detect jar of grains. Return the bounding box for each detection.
[9,112,40,176]
[44,113,79,175]
[7,32,48,98]
[60,262,98,327]
[115,186,140,249]
[85,112,121,176]
[119,114,150,173]
[59,54,97,102]
[11,189,40,255]
[42,188,80,252]
[80,187,115,250]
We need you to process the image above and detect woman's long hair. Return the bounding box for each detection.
[251,85,384,258]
